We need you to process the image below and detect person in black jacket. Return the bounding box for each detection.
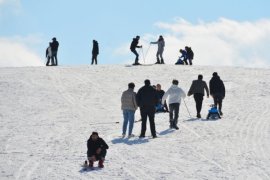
[92,40,99,65]
[87,132,109,168]
[130,36,142,65]
[50,37,59,66]
[185,46,194,65]
[209,72,225,115]
[136,79,159,138]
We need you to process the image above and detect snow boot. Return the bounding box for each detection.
[98,159,104,168]
[89,160,94,168]
[161,59,165,64]
[155,57,161,64]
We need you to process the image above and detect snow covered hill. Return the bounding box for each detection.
[1,65,270,180]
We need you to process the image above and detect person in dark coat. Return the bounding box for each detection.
[156,84,169,112]
[87,132,109,168]
[92,40,99,65]
[209,72,225,115]
[50,37,59,66]
[185,46,194,65]
[188,74,209,118]
[130,36,142,65]
[136,79,159,138]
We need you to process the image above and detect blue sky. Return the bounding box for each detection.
[1,0,270,67]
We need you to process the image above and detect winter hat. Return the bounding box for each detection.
[92,132,98,136]
[52,37,56,40]
[213,72,218,77]
[136,36,140,39]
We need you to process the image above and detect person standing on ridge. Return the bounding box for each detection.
[46,42,53,66]
[51,37,59,66]
[92,40,99,65]
[209,72,225,116]
[185,46,194,65]
[188,74,209,118]
[150,35,165,64]
[130,36,142,65]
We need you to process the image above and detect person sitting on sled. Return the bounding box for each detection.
[206,104,221,120]
[175,49,187,65]
[86,132,109,168]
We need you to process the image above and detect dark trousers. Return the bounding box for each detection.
[213,94,223,112]
[140,106,156,137]
[52,51,58,66]
[46,56,54,66]
[131,49,139,63]
[183,58,188,65]
[92,54,98,65]
[194,93,204,115]
[169,103,180,125]
[87,149,107,160]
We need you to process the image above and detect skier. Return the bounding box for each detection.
[150,35,165,64]
[175,49,188,65]
[121,82,138,138]
[185,46,194,65]
[91,40,99,65]
[209,72,225,115]
[162,79,186,129]
[130,36,142,65]
[51,37,59,66]
[86,132,109,168]
[136,79,159,138]
[188,75,209,118]
[45,43,53,66]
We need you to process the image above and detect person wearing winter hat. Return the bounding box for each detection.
[209,72,226,115]
[162,79,186,129]
[86,132,109,168]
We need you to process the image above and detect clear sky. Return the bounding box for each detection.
[1,0,270,67]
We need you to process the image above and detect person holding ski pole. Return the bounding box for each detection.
[121,82,138,138]
[150,35,165,64]
[162,79,186,129]
[86,132,109,168]
[130,35,142,65]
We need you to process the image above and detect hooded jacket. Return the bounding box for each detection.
[162,85,186,105]
[87,136,109,156]
[151,38,165,53]
[209,76,225,98]
[121,88,138,111]
[136,85,159,108]
[130,38,139,51]
[92,41,99,55]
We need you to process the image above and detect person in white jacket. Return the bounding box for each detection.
[162,79,186,130]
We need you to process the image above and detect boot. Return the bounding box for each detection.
[173,120,179,130]
[88,160,93,168]
[155,57,161,64]
[161,59,165,64]
[98,159,104,168]
[169,120,173,128]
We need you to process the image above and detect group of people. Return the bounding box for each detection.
[175,46,194,65]
[130,35,194,66]
[46,37,59,66]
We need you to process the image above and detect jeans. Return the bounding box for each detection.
[131,49,139,63]
[169,103,180,125]
[122,109,135,135]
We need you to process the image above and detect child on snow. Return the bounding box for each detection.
[175,49,187,65]
[206,104,221,120]
[86,132,109,168]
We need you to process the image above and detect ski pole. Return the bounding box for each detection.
[89,121,120,125]
[141,47,145,64]
[183,99,192,118]
[144,44,151,59]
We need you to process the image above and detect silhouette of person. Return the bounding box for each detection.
[92,40,99,65]
[46,42,54,66]
[51,37,59,66]
[151,35,165,64]
[130,36,142,65]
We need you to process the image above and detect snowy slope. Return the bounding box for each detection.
[1,65,270,180]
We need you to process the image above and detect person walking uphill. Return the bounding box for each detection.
[130,36,142,65]
[150,35,165,64]
[92,40,99,65]
[209,72,225,115]
[51,37,59,66]
[121,82,138,138]
[188,75,209,118]
[136,79,159,138]
[86,132,109,168]
[162,79,186,130]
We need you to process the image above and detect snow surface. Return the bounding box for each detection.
[1,65,270,180]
